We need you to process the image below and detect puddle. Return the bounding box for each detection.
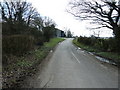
[81,51,85,53]
[88,51,117,66]
[88,52,94,55]
[95,56,117,65]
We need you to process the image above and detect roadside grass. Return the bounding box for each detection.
[73,38,120,63]
[95,52,120,63]
[17,58,33,67]
[3,38,65,88]
[16,38,65,69]
[16,38,65,68]
[35,38,65,60]
[73,39,99,52]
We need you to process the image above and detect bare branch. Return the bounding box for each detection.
[67,0,120,31]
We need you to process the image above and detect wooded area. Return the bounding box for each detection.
[1,0,60,57]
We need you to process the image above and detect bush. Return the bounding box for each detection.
[107,38,117,52]
[77,36,118,52]
[3,35,34,56]
[29,28,44,45]
[43,26,55,42]
[100,39,109,51]
[36,37,44,46]
[78,36,96,46]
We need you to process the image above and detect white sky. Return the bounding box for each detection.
[17,0,115,37]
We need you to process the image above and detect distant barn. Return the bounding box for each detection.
[54,29,66,37]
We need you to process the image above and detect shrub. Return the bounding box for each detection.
[43,26,55,42]
[77,36,118,52]
[107,38,117,52]
[78,36,95,46]
[36,37,44,46]
[3,35,34,56]
[100,39,109,51]
[29,28,44,45]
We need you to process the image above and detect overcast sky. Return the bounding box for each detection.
[27,0,113,37]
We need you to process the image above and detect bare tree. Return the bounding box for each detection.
[67,30,72,38]
[30,14,44,30]
[1,0,39,34]
[1,0,28,22]
[67,0,120,52]
[42,16,56,27]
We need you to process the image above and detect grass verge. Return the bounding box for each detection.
[3,38,65,88]
[35,38,65,59]
[73,38,120,64]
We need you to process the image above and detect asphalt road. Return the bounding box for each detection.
[24,38,118,88]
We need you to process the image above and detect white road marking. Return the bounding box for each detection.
[71,52,81,64]
[100,64,107,69]
[83,54,86,56]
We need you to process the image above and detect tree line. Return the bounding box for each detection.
[1,0,57,39]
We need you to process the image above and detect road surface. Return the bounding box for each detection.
[23,38,118,88]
